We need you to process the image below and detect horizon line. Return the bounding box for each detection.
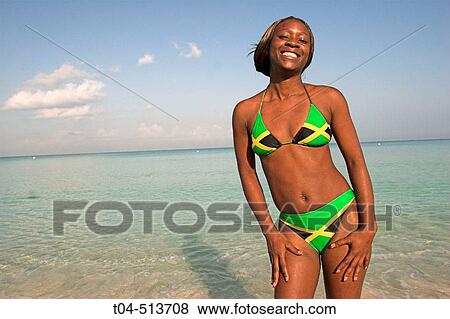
[1,137,449,159]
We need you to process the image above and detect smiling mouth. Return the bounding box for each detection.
[280,51,300,59]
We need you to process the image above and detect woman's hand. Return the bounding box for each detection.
[329,226,377,282]
[265,230,304,288]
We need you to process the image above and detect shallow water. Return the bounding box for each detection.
[0,140,449,298]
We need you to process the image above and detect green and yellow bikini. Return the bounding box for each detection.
[251,84,332,156]
[251,83,355,253]
[279,189,355,253]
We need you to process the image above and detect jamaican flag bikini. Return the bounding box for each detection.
[251,83,332,157]
[250,83,355,253]
[279,189,355,253]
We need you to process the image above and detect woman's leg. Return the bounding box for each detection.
[275,219,321,298]
[321,200,370,298]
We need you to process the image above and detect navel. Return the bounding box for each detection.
[299,193,308,201]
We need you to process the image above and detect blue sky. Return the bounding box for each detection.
[0,0,449,156]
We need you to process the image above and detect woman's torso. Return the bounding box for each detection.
[245,84,351,213]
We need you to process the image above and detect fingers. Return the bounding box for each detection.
[335,254,354,275]
[343,257,359,282]
[364,255,370,270]
[279,252,289,283]
[271,256,279,288]
[285,241,304,256]
[269,252,273,265]
[271,252,292,287]
[353,258,364,281]
[270,236,305,288]
[330,236,351,249]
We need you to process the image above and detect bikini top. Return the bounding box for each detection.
[251,84,332,157]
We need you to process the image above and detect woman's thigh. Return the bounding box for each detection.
[275,220,321,299]
[321,200,370,298]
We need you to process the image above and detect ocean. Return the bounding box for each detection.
[0,139,449,298]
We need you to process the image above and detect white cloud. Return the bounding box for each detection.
[137,123,164,137]
[180,42,202,59]
[26,63,88,88]
[138,54,155,65]
[34,105,91,119]
[3,64,104,120]
[4,79,104,110]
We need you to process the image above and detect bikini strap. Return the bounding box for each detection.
[259,89,267,112]
[301,82,313,105]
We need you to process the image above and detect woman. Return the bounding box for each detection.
[232,16,377,298]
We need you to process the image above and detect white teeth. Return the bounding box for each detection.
[282,52,297,58]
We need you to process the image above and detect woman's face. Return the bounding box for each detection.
[269,19,312,74]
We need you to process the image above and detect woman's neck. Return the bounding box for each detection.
[268,75,305,101]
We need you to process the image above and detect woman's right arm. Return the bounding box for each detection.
[232,101,303,287]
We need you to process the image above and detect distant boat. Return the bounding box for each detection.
[196,150,200,153]
[377,143,381,146]
[32,156,36,159]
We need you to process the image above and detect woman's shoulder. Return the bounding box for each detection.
[306,83,348,111]
[235,90,265,109]
[232,90,265,124]
[305,83,344,99]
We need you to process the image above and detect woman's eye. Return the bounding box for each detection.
[279,35,288,39]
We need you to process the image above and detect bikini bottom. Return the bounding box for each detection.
[278,188,355,253]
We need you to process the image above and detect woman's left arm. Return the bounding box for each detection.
[325,86,378,281]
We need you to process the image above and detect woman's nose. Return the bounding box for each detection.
[285,41,299,48]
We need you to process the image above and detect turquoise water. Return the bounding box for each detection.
[0,140,449,298]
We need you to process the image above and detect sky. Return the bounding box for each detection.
[0,0,449,157]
